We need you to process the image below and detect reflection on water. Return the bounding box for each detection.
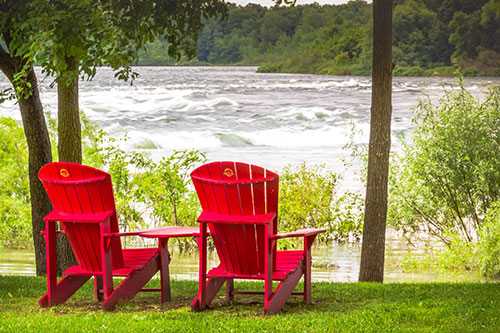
[0,239,483,282]
[0,248,36,276]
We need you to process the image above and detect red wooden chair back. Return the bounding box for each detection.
[38,162,124,272]
[191,161,278,276]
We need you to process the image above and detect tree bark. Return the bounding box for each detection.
[56,56,81,272]
[358,0,393,283]
[58,57,82,164]
[20,70,54,276]
[0,52,53,276]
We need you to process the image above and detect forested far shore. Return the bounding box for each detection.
[137,0,500,77]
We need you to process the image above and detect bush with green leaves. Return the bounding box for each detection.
[476,202,500,277]
[78,119,206,235]
[278,163,364,243]
[400,202,500,278]
[389,81,500,245]
[133,151,205,227]
[0,117,31,247]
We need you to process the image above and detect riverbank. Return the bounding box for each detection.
[256,61,469,78]
[133,61,495,78]
[1,275,499,331]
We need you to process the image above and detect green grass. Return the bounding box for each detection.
[1,276,499,332]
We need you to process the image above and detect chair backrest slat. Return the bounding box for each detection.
[191,161,279,276]
[219,162,242,215]
[39,162,125,272]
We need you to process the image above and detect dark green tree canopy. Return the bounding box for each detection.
[143,0,499,76]
[1,0,228,89]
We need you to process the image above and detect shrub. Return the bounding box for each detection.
[278,163,363,243]
[477,202,500,277]
[133,150,206,229]
[389,81,500,245]
[0,117,31,247]
[462,67,479,77]
[393,65,425,76]
[400,203,500,278]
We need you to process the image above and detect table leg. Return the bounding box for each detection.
[159,238,171,303]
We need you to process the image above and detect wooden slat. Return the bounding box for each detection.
[69,165,94,215]
[234,224,250,275]
[211,224,233,272]
[244,224,259,274]
[208,163,230,215]
[267,175,279,234]
[252,165,268,274]
[192,175,276,185]
[224,224,243,274]
[53,183,74,215]
[64,223,88,269]
[198,164,230,270]
[235,164,253,215]
[251,165,266,215]
[198,165,219,213]
[84,170,104,213]
[220,162,241,216]
[191,169,209,210]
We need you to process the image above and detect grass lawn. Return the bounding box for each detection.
[0,275,499,332]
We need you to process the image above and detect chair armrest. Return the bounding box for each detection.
[103,231,142,238]
[40,230,65,235]
[44,209,115,223]
[198,211,276,225]
[269,228,326,240]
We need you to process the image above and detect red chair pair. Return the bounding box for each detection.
[38,161,324,313]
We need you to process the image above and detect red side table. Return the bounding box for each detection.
[139,226,199,303]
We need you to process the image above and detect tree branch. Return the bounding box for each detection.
[0,41,16,81]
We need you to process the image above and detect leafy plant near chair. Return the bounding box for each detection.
[278,163,364,243]
[389,81,500,276]
[389,82,500,244]
[0,117,31,247]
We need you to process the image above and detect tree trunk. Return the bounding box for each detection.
[358,0,393,283]
[19,70,54,276]
[58,57,82,163]
[0,54,53,275]
[56,56,81,272]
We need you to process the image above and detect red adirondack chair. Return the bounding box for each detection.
[190,161,326,314]
[38,162,165,311]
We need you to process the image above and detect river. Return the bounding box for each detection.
[1,67,498,177]
[0,66,498,281]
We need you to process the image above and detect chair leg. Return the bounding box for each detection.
[159,238,171,303]
[191,278,226,311]
[101,254,160,311]
[264,259,305,314]
[94,276,104,301]
[304,236,313,304]
[39,276,91,307]
[226,279,234,301]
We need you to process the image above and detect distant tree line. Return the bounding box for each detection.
[138,0,500,76]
